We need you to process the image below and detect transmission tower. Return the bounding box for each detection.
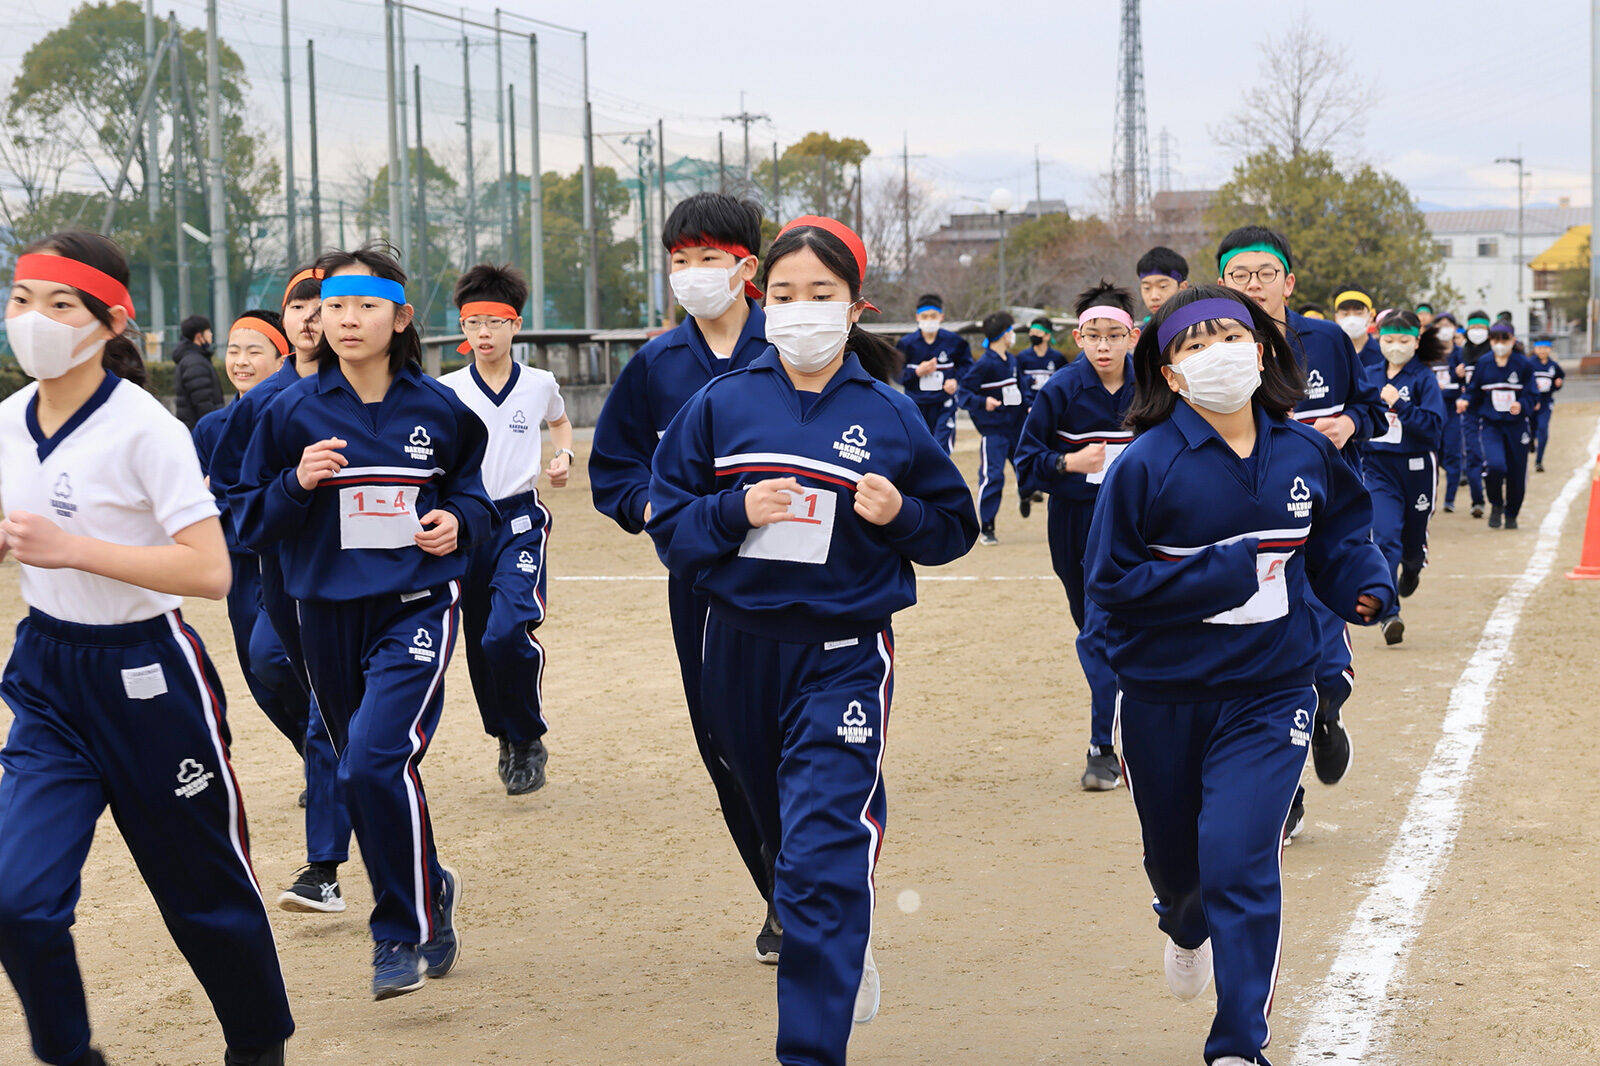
[1110,0,1151,222]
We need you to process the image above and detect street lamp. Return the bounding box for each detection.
[1495,155,1526,305]
[990,187,1014,309]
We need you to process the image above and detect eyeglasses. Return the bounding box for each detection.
[1224,266,1281,287]
[1079,331,1130,344]
[462,316,512,331]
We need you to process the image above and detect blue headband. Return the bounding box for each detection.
[916,304,942,315]
[1156,297,1255,352]
[321,274,407,305]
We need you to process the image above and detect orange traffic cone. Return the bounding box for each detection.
[1568,453,1600,580]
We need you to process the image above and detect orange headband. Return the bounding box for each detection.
[14,253,136,320]
[282,267,323,306]
[231,316,291,357]
[457,301,520,354]
[775,216,879,313]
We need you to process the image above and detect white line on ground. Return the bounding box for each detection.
[1290,416,1600,1066]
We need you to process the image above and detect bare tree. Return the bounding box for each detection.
[859,168,943,281]
[1213,16,1379,159]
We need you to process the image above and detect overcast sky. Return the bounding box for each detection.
[1,0,1590,218]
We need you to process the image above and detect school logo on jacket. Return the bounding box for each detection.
[174,757,215,799]
[517,549,537,573]
[511,409,529,435]
[838,700,874,745]
[1305,369,1329,400]
[1290,707,1312,748]
[834,424,871,464]
[1415,493,1431,512]
[1508,373,1520,385]
[409,626,437,664]
[406,425,434,461]
[1287,476,1313,519]
[1398,386,1411,402]
[50,472,77,519]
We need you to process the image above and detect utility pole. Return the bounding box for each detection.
[1034,145,1042,219]
[1496,154,1527,303]
[281,0,296,269]
[144,0,166,347]
[718,132,726,195]
[169,13,189,319]
[384,0,401,250]
[1157,127,1176,192]
[307,39,322,256]
[1591,0,1599,351]
[658,119,667,328]
[396,2,411,266]
[205,0,231,329]
[462,23,477,262]
[901,134,912,276]
[415,65,427,326]
[495,9,508,257]
[772,140,780,214]
[528,33,544,328]
[581,32,597,330]
[722,92,768,185]
[507,84,519,268]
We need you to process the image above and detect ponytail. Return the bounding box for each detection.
[849,326,903,385]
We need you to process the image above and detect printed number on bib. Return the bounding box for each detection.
[1086,443,1129,486]
[1375,411,1403,445]
[1001,384,1023,407]
[739,487,837,565]
[1491,389,1515,413]
[919,370,945,392]
[1538,377,1553,393]
[1205,551,1292,626]
[339,485,424,550]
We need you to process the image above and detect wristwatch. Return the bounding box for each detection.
[1055,451,1070,475]
[554,448,576,462]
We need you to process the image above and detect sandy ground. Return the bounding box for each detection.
[0,403,1597,1066]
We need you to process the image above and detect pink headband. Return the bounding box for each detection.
[1077,305,1134,330]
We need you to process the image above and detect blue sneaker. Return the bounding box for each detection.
[422,865,461,978]
[371,940,425,1000]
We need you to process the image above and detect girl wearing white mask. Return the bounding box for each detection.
[1085,285,1392,1066]
[649,215,977,1066]
[0,231,294,1066]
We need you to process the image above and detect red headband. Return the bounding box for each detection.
[668,236,763,299]
[776,216,879,313]
[283,267,323,306]
[231,316,291,357]
[14,253,136,320]
[456,301,520,354]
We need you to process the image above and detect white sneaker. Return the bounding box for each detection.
[1213,1058,1257,1065]
[1164,937,1213,1001]
[853,945,880,1025]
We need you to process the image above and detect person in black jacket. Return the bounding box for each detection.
[172,313,224,428]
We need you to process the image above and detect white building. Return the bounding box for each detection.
[1425,204,1590,335]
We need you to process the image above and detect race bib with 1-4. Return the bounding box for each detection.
[1374,411,1404,444]
[1538,376,1553,393]
[1085,442,1129,486]
[919,370,946,392]
[1001,383,1023,406]
[738,487,838,565]
[339,485,425,549]
[1205,551,1292,626]
[1491,389,1515,412]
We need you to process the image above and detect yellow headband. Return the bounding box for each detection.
[1334,290,1373,312]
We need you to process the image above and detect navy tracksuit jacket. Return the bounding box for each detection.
[1531,357,1565,464]
[958,347,1029,527]
[1463,351,1539,520]
[1364,357,1446,606]
[895,328,973,454]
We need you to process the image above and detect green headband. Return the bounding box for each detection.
[1467,314,1490,325]
[1378,324,1420,338]
[1219,243,1289,275]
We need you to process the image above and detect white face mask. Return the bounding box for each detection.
[1490,341,1514,358]
[1336,314,1369,341]
[917,317,941,337]
[765,300,852,373]
[1171,340,1261,414]
[669,259,747,321]
[7,311,106,381]
[1467,326,1489,345]
[1380,338,1417,365]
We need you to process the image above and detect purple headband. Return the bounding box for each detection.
[1155,297,1256,351]
[1139,270,1185,282]
[1489,321,1515,336]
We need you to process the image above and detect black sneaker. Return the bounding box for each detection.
[297,789,307,809]
[1080,748,1122,791]
[1381,616,1405,645]
[1459,475,1469,487]
[978,524,998,546]
[505,738,548,795]
[1536,461,1546,472]
[497,737,512,787]
[756,898,782,964]
[1283,787,1306,846]
[1472,504,1485,518]
[70,1051,108,1066]
[278,862,345,913]
[1019,494,1031,518]
[1505,515,1519,530]
[1398,566,1421,597]
[1312,719,1352,785]
[1488,505,1503,529]
[225,1042,286,1066]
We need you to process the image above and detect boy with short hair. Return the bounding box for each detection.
[1334,289,1379,372]
[1135,246,1189,318]
[959,311,1027,544]
[439,264,572,796]
[896,293,972,454]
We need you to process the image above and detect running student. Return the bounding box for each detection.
[959,311,1028,544]
[237,242,495,1000]
[439,264,572,795]
[896,293,972,454]
[1459,320,1537,529]
[1453,311,1493,517]
[1429,319,1465,512]
[193,310,303,757]
[0,232,293,1066]
[589,193,779,961]
[1362,311,1445,645]
[1015,281,1136,792]
[207,266,356,917]
[1333,289,1379,371]
[1136,245,1189,318]
[1085,286,1392,1066]
[1529,336,1564,472]
[649,214,977,1066]
[1014,316,1065,518]
[1218,226,1383,813]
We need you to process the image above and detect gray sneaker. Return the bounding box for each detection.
[1081,749,1121,791]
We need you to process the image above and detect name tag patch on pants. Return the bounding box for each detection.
[122,663,168,700]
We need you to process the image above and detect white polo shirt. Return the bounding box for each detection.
[438,360,565,501]
[0,374,218,625]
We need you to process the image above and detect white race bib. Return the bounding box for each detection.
[1085,443,1129,486]
[1375,411,1403,444]
[1538,376,1553,393]
[1205,551,1292,626]
[1001,384,1023,406]
[919,370,945,392]
[339,484,424,550]
[738,488,837,565]
[1491,389,1514,413]
[1435,367,1453,389]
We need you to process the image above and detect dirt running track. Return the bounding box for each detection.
[1,404,1597,1066]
